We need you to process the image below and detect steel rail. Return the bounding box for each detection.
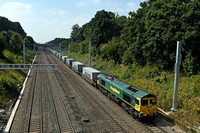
[45,52,75,133]
[44,68,61,133]
[26,67,38,133]
[47,49,171,133]
[48,52,126,133]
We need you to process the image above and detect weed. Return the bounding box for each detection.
[146,68,158,79]
[109,60,115,68]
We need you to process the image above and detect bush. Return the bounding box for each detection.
[183,51,196,76]
[109,60,115,68]
[96,63,104,70]
[122,50,132,65]
[120,69,132,80]
[154,73,167,83]
[146,68,158,79]
[0,75,19,106]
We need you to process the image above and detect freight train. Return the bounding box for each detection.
[47,48,157,119]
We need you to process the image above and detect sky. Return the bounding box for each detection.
[0,0,145,43]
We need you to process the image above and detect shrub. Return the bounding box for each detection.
[146,68,158,79]
[122,50,132,65]
[109,60,115,68]
[183,51,196,76]
[120,69,132,80]
[154,74,167,83]
[96,63,104,70]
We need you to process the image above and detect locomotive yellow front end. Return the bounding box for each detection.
[139,97,157,118]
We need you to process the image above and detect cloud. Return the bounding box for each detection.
[46,9,69,15]
[0,2,32,19]
[107,2,119,7]
[77,2,87,7]
[1,2,31,12]
[126,2,136,11]
[93,0,100,4]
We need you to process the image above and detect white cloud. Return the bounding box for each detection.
[126,2,136,11]
[58,10,67,15]
[0,2,32,19]
[93,0,100,4]
[107,2,119,7]
[1,2,31,12]
[77,2,87,7]
[46,9,69,15]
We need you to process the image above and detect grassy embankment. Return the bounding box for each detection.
[0,50,34,107]
[62,50,200,130]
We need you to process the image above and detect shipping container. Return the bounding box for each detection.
[82,67,101,81]
[62,56,68,63]
[66,58,75,66]
[72,62,85,73]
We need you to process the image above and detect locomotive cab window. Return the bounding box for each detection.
[102,80,105,86]
[135,99,139,105]
[150,99,157,105]
[141,100,148,106]
[123,94,131,104]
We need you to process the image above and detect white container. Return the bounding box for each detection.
[72,62,85,72]
[62,56,68,62]
[57,53,61,58]
[82,67,101,81]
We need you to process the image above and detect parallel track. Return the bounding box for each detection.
[19,48,75,133]
[142,121,168,133]
[47,49,173,133]
[43,51,75,133]
[26,58,41,133]
[46,52,127,133]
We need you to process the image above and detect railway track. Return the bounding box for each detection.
[43,51,75,133]
[46,52,127,133]
[26,68,42,132]
[142,121,168,133]
[7,47,175,133]
[46,49,173,133]
[27,49,75,133]
[9,48,75,133]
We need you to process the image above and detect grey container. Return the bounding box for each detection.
[82,67,101,81]
[66,58,75,66]
[72,62,85,73]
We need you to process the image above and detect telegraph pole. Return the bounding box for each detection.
[89,41,91,67]
[60,44,61,54]
[23,44,25,67]
[68,43,70,57]
[171,41,182,111]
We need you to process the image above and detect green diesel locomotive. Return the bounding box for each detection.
[97,74,157,119]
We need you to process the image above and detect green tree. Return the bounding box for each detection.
[70,24,80,42]
[9,32,23,53]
